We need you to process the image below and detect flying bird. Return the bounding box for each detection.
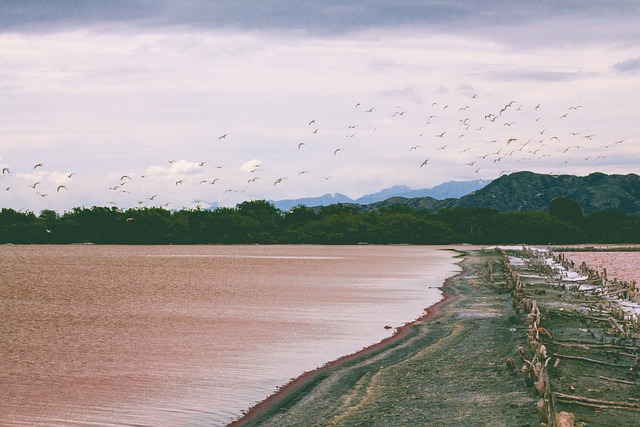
[56,185,68,193]
[333,148,342,156]
[218,133,228,140]
[29,182,40,189]
[273,178,286,186]
[1,167,9,174]
[436,131,446,138]
[33,163,44,169]
[298,142,306,149]
[175,180,183,186]
[420,159,430,168]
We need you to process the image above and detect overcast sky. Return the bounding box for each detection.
[1,1,639,213]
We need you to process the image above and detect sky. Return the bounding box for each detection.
[1,0,639,213]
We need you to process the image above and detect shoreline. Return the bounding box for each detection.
[229,250,467,426]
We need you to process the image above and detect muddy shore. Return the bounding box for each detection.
[232,247,640,426]
[231,249,540,426]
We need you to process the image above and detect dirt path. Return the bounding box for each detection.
[232,250,539,426]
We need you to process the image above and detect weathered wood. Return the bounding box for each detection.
[554,392,640,411]
[552,353,629,368]
[598,375,639,386]
[610,316,627,337]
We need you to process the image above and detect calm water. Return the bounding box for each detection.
[0,245,460,427]
[562,250,640,284]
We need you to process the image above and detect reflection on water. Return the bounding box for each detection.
[0,245,459,426]
[562,250,640,284]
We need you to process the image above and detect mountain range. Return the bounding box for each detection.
[360,171,640,215]
[270,179,492,211]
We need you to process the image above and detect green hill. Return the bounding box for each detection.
[362,172,640,214]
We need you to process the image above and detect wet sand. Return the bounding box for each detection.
[230,274,456,426]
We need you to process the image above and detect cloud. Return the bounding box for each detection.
[480,68,590,82]
[3,1,639,35]
[376,86,424,104]
[145,160,204,177]
[614,57,640,73]
[240,159,263,173]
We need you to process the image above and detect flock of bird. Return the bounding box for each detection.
[0,91,633,212]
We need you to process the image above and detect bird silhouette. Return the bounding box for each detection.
[56,185,68,193]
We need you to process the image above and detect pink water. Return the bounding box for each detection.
[0,245,460,426]
[562,250,640,285]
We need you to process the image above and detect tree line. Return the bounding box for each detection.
[0,198,638,244]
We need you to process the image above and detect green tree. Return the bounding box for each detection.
[548,197,584,226]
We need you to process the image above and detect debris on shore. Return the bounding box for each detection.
[499,246,640,427]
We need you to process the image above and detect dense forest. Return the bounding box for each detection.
[1,198,639,244]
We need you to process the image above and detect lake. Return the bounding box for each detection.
[0,245,461,426]
[561,249,640,285]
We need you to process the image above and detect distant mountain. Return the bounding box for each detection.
[360,172,640,215]
[354,180,491,204]
[271,193,354,211]
[270,180,491,211]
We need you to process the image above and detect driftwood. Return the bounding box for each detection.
[554,392,640,411]
[599,287,633,297]
[610,317,627,337]
[555,411,576,427]
[547,340,633,350]
[598,375,639,386]
[553,353,630,368]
